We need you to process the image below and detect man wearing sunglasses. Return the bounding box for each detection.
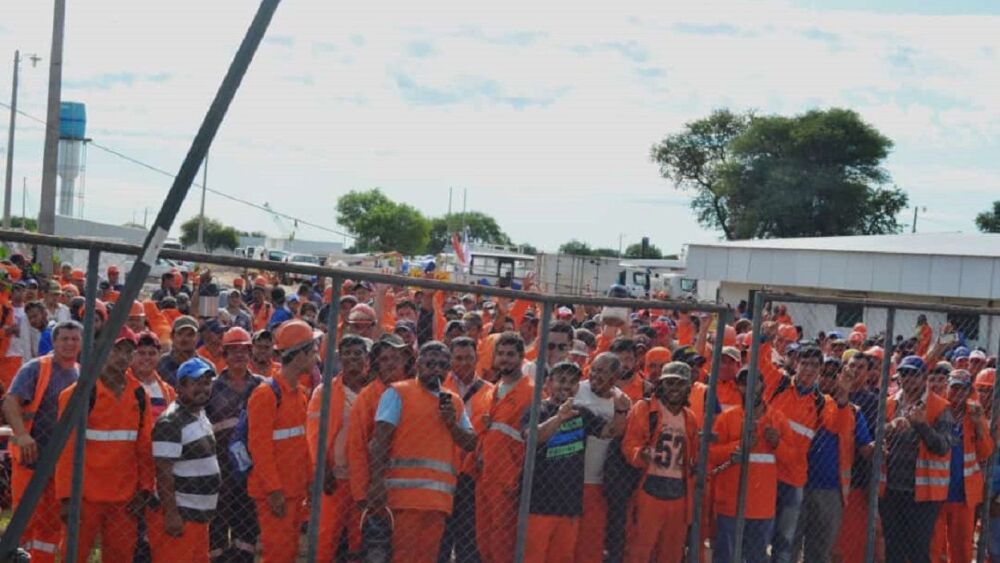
[522,321,574,379]
[881,355,952,563]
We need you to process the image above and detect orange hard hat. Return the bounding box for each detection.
[273,319,317,352]
[129,301,145,317]
[253,276,268,288]
[777,323,798,341]
[233,277,244,288]
[71,269,85,282]
[848,331,864,345]
[723,325,737,346]
[865,346,884,362]
[975,368,996,387]
[62,284,80,297]
[645,347,672,364]
[3,264,21,282]
[853,323,867,335]
[222,327,253,347]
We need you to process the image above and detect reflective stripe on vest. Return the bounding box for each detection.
[964,465,980,478]
[388,457,456,476]
[964,452,977,463]
[748,453,775,464]
[915,476,950,487]
[916,459,950,471]
[489,422,523,443]
[85,429,138,442]
[385,478,456,495]
[272,426,305,441]
[788,420,815,440]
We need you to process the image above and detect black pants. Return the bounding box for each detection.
[438,475,480,563]
[209,473,259,563]
[879,489,940,563]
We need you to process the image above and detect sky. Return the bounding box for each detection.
[1,0,999,255]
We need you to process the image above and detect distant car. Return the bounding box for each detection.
[282,253,320,284]
[123,257,190,283]
[268,250,290,262]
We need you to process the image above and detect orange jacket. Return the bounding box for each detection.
[127,369,176,420]
[617,374,646,402]
[251,302,273,332]
[768,381,854,488]
[622,400,699,520]
[477,375,533,490]
[56,377,155,502]
[443,373,494,476]
[883,391,950,501]
[0,297,14,358]
[197,346,226,375]
[709,405,795,519]
[246,374,310,499]
[915,324,933,358]
[950,400,994,506]
[475,333,502,377]
[347,378,390,503]
[384,379,463,514]
[305,375,353,472]
[143,301,172,346]
[757,342,786,399]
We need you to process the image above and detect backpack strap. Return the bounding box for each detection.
[25,355,54,423]
[134,385,147,427]
[646,399,659,437]
[463,379,485,404]
[770,374,792,403]
[268,378,283,407]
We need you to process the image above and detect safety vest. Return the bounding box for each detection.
[252,302,273,332]
[14,355,79,464]
[835,406,858,503]
[952,400,993,506]
[385,379,460,514]
[883,392,950,501]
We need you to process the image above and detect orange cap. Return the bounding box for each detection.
[645,347,672,364]
[62,284,80,297]
[222,327,253,347]
[253,276,268,288]
[233,277,244,288]
[848,331,864,345]
[777,323,798,342]
[71,269,85,282]
[129,301,145,317]
[723,325,737,346]
[975,368,996,387]
[274,319,316,352]
[865,346,884,362]
[853,323,867,335]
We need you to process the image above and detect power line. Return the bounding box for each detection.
[0,100,354,240]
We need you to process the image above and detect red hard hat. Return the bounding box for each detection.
[114,325,138,347]
[222,327,253,347]
[233,277,244,288]
[273,320,317,352]
[71,269,85,282]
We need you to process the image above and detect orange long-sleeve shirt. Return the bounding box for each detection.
[768,383,854,488]
[347,378,390,503]
[246,374,309,499]
[444,374,494,476]
[709,405,795,519]
[478,375,534,490]
[306,376,354,470]
[56,377,155,502]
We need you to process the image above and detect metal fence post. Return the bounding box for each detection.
[733,292,765,563]
[513,301,553,563]
[976,328,1000,563]
[305,276,341,562]
[687,309,731,563]
[864,307,895,563]
[64,249,99,563]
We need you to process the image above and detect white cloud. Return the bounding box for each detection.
[2,0,998,253]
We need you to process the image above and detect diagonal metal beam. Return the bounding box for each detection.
[0,0,282,556]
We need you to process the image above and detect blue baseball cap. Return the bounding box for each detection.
[177,357,214,382]
[951,346,971,360]
[898,355,926,373]
[827,331,844,340]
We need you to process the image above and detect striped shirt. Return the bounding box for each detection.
[152,402,222,523]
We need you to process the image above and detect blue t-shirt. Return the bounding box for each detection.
[37,328,53,356]
[807,408,873,490]
[948,420,966,503]
[375,386,472,432]
[268,307,292,330]
[9,357,80,451]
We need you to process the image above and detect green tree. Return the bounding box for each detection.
[559,240,593,256]
[427,211,512,254]
[517,243,539,255]
[10,216,37,231]
[976,201,1000,233]
[179,216,240,251]
[592,248,621,258]
[652,108,908,240]
[336,189,431,255]
[624,242,663,259]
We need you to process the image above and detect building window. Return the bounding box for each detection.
[947,313,980,340]
[835,304,864,328]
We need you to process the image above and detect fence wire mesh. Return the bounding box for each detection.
[6,231,1000,563]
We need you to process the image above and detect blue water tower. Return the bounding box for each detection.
[57,102,87,216]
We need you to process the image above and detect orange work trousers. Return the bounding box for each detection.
[64,499,138,562]
[573,484,607,563]
[525,513,579,563]
[391,509,446,563]
[930,501,975,563]
[623,490,687,563]
[835,487,884,563]
[146,507,211,563]
[476,484,519,563]
[11,463,61,563]
[255,496,304,563]
[0,355,23,391]
[317,479,362,562]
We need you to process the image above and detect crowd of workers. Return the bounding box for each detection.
[0,252,997,563]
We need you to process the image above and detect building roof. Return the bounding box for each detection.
[687,232,1000,300]
[691,232,1000,259]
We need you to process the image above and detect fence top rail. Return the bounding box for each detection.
[760,291,1000,317]
[0,229,728,313]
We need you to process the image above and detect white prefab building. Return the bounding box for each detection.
[686,233,1000,353]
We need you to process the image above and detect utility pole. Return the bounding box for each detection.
[4,50,40,230]
[197,150,208,248]
[911,206,926,233]
[618,233,625,257]
[20,177,26,229]
[37,0,67,273]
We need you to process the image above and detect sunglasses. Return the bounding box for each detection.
[548,343,570,351]
[421,359,451,370]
